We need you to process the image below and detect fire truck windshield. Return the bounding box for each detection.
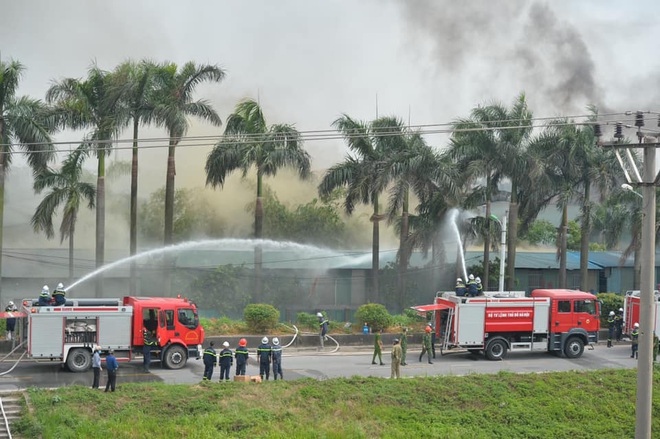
[177,308,198,329]
[574,299,596,315]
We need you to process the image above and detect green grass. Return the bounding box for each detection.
[14,369,660,438]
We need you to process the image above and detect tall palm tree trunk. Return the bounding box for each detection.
[95,150,106,298]
[164,135,177,245]
[371,195,380,303]
[130,118,139,293]
[254,171,263,301]
[69,221,75,284]
[0,129,6,303]
[579,180,591,291]
[506,194,519,291]
[558,204,568,288]
[398,191,410,310]
[483,192,491,291]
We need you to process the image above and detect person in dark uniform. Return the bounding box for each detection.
[399,327,408,366]
[428,324,437,359]
[455,278,467,297]
[475,277,483,296]
[142,328,157,373]
[271,337,284,380]
[202,341,218,381]
[615,308,624,342]
[317,312,329,349]
[91,345,102,389]
[235,338,249,376]
[52,282,66,306]
[104,350,118,392]
[631,323,639,359]
[38,285,51,306]
[466,274,478,297]
[219,341,233,381]
[607,311,616,348]
[257,337,272,380]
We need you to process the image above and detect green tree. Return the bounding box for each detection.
[205,99,311,300]
[243,303,280,333]
[47,64,122,296]
[112,60,159,291]
[31,146,96,282]
[520,220,557,246]
[319,115,400,302]
[153,61,225,246]
[0,59,55,300]
[138,187,225,242]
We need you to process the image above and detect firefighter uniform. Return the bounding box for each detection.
[219,344,233,381]
[271,339,284,380]
[202,342,218,381]
[466,278,478,297]
[257,339,272,380]
[615,309,624,341]
[142,329,158,372]
[607,312,616,348]
[235,343,249,376]
[631,325,639,359]
[5,302,17,340]
[38,286,51,306]
[318,313,329,348]
[455,279,467,297]
[52,283,66,306]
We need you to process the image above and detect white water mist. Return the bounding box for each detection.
[448,208,468,281]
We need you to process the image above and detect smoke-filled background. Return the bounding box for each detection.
[1,0,659,252]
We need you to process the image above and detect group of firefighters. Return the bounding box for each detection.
[607,308,659,360]
[37,283,67,306]
[202,336,284,382]
[455,274,483,297]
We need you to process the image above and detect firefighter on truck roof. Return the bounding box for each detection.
[38,285,51,306]
[52,282,66,306]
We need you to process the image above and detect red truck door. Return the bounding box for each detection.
[573,298,599,332]
[551,299,573,333]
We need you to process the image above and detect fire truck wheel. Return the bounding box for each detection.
[163,345,187,369]
[485,339,507,361]
[66,348,92,372]
[564,337,584,358]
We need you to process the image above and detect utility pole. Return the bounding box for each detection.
[596,112,658,439]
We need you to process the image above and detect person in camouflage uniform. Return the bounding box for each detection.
[399,327,408,366]
[419,326,433,364]
[371,329,384,365]
[391,338,402,379]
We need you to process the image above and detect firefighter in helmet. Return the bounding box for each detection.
[52,282,66,306]
[257,336,272,380]
[142,327,157,373]
[219,341,233,381]
[202,341,218,381]
[271,337,284,380]
[455,278,467,296]
[466,274,478,297]
[235,338,249,376]
[475,277,483,296]
[631,322,639,359]
[38,285,51,306]
[615,307,624,341]
[607,311,616,348]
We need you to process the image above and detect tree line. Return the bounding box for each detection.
[0,58,645,305]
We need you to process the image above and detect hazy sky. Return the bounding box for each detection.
[2,0,659,249]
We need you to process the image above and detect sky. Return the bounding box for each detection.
[2,0,660,251]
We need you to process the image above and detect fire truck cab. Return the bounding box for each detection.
[413,289,600,361]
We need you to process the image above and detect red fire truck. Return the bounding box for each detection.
[4,295,204,372]
[622,290,660,337]
[413,289,600,360]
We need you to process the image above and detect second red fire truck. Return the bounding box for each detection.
[413,289,600,360]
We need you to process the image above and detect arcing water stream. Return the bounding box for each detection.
[448,208,468,281]
[65,238,370,292]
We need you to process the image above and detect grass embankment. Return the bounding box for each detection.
[14,369,660,438]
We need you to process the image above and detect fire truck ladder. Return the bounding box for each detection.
[440,308,454,355]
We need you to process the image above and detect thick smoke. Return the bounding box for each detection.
[399,0,605,114]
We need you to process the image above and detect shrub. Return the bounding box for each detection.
[391,309,426,329]
[355,303,393,331]
[597,292,624,325]
[296,312,320,331]
[243,304,280,333]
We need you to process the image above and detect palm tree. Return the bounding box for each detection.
[0,59,55,300]
[31,146,96,282]
[318,115,398,303]
[153,61,225,246]
[112,60,159,292]
[47,64,122,296]
[205,99,311,300]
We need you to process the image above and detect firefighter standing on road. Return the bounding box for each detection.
[5,301,17,341]
[631,322,639,359]
[219,341,233,381]
[607,311,616,348]
[257,337,272,380]
[318,312,329,349]
[52,282,66,306]
[142,328,157,373]
[271,337,284,380]
[202,341,218,381]
[419,326,433,364]
[615,308,624,341]
[235,339,249,376]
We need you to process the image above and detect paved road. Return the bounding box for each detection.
[0,342,639,391]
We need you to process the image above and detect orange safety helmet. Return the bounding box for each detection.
[238,338,247,347]
[425,326,432,333]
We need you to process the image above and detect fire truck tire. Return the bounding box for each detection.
[485,339,507,361]
[564,337,584,358]
[66,348,92,372]
[163,345,187,369]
